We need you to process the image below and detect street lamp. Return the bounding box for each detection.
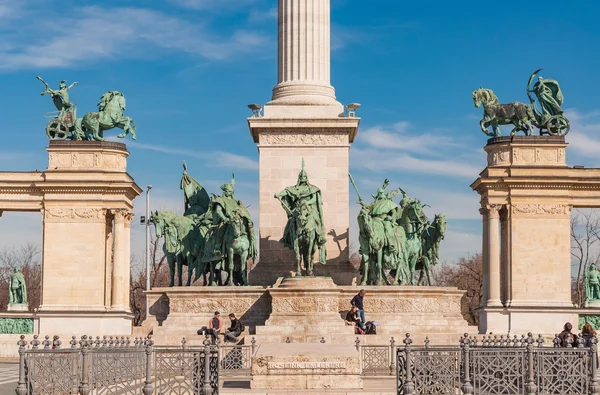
[140,185,152,320]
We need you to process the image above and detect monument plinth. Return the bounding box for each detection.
[473,136,600,334]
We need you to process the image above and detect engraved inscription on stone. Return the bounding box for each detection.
[267,362,346,369]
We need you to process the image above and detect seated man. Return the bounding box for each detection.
[224,313,245,343]
[208,311,223,344]
[345,305,362,326]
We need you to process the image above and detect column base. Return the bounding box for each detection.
[478,306,588,334]
[37,311,133,336]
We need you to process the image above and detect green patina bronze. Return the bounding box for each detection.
[275,159,327,276]
[585,263,600,306]
[37,76,136,141]
[8,268,27,306]
[0,318,34,334]
[201,174,256,286]
[473,69,570,137]
[152,164,256,287]
[350,175,445,286]
[579,315,600,331]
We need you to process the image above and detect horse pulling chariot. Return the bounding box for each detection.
[37,76,136,141]
[473,69,569,137]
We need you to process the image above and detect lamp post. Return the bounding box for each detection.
[144,185,152,320]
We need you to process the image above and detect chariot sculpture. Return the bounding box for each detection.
[37,76,137,141]
[473,69,569,137]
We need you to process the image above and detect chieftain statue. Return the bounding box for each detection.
[350,174,445,286]
[274,159,327,276]
[152,163,256,287]
[585,263,600,307]
[8,268,27,308]
[472,69,569,137]
[37,76,136,141]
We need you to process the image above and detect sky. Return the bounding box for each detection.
[1,0,600,266]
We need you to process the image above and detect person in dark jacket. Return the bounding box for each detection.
[345,305,362,326]
[224,313,244,343]
[208,311,223,344]
[582,323,597,347]
[559,322,578,347]
[350,289,366,330]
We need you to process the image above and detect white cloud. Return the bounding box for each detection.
[351,148,479,179]
[357,122,461,155]
[170,0,259,10]
[564,109,600,164]
[120,140,258,171]
[0,6,269,70]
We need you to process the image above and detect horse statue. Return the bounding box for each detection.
[293,200,324,276]
[472,88,536,137]
[357,205,408,286]
[74,91,136,141]
[399,200,429,285]
[417,214,446,286]
[151,210,202,287]
[222,209,256,286]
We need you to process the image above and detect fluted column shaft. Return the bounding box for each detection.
[272,0,337,104]
[486,205,502,307]
[111,210,126,310]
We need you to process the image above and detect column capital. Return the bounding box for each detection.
[110,209,129,221]
[480,204,502,218]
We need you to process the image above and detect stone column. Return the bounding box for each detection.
[480,207,489,307]
[500,207,511,306]
[104,212,113,308]
[486,205,502,307]
[111,209,126,310]
[124,212,133,312]
[271,0,338,105]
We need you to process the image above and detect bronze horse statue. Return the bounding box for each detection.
[472,88,536,137]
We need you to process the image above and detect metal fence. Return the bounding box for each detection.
[14,334,255,395]
[390,333,600,395]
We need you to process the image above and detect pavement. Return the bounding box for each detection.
[0,362,18,394]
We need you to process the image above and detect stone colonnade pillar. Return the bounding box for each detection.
[472,136,581,334]
[36,141,141,335]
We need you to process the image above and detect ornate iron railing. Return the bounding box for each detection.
[15,334,226,395]
[395,333,600,395]
[218,343,254,377]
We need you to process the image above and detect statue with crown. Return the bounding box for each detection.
[275,159,327,276]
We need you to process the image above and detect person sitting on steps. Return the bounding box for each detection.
[208,311,223,344]
[345,305,364,335]
[224,313,245,343]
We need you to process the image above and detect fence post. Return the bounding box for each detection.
[592,335,600,395]
[402,333,414,395]
[525,333,537,394]
[142,335,154,395]
[389,337,396,376]
[15,335,27,395]
[79,336,90,395]
[461,334,473,394]
[202,336,214,395]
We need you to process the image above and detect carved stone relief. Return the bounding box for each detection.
[512,204,570,216]
[44,207,107,220]
[260,132,347,146]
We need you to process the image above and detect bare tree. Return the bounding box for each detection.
[0,243,42,312]
[570,209,600,307]
[129,236,170,326]
[434,253,483,325]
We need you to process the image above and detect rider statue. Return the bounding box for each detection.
[275,159,327,265]
[362,179,402,254]
[8,268,27,306]
[201,175,256,265]
[585,263,600,306]
[36,76,78,119]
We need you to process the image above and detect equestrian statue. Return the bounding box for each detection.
[350,175,446,286]
[275,159,327,276]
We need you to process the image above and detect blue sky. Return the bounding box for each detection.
[1,0,600,265]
